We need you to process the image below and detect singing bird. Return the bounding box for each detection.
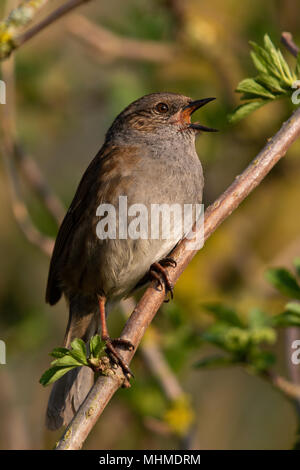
[45,92,216,429]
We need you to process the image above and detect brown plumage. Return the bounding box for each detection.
[45,92,216,429]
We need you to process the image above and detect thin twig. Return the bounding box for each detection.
[141,333,184,401]
[0,368,31,449]
[0,140,55,256]
[0,46,54,256]
[0,0,49,60]
[55,105,300,450]
[121,299,196,448]
[234,233,300,296]
[65,14,174,63]
[263,370,300,401]
[164,0,186,30]
[141,337,197,449]
[13,144,65,225]
[0,0,93,60]
[121,299,183,402]
[281,32,299,58]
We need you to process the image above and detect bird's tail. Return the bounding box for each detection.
[46,294,99,431]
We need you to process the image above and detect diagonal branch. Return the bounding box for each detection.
[1,138,55,257]
[65,14,175,63]
[0,44,55,256]
[281,32,299,58]
[12,143,65,225]
[0,0,93,60]
[121,299,183,402]
[55,106,300,450]
[121,299,196,447]
[263,370,300,401]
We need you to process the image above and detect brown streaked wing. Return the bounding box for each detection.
[45,145,119,305]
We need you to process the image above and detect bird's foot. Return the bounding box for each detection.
[102,335,134,385]
[149,257,177,302]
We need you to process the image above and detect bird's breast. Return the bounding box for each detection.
[62,142,204,299]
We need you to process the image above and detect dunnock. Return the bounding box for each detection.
[45,92,216,429]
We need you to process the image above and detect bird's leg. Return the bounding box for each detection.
[98,295,134,379]
[149,257,177,301]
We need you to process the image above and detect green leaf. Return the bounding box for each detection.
[202,303,244,327]
[39,366,77,386]
[229,35,298,124]
[69,338,88,365]
[285,301,300,315]
[265,268,300,299]
[51,354,83,368]
[249,40,280,79]
[194,355,237,369]
[202,324,251,353]
[69,349,88,365]
[201,323,231,349]
[70,338,86,355]
[40,338,91,387]
[293,257,300,277]
[228,100,268,124]
[247,308,276,344]
[223,327,250,352]
[89,335,105,359]
[249,350,276,372]
[257,74,287,93]
[249,41,273,67]
[272,311,300,327]
[274,314,300,327]
[263,35,295,85]
[248,308,269,328]
[50,347,69,358]
[236,78,275,99]
[249,327,276,345]
[277,49,296,82]
[250,51,268,74]
[263,35,283,77]
[296,53,300,77]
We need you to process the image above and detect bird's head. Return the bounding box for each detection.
[105,92,217,143]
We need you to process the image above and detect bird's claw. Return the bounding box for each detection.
[102,336,134,381]
[159,257,177,268]
[149,258,176,301]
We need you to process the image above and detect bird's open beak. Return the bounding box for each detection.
[181,97,218,132]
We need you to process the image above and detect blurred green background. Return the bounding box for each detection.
[1,0,300,450]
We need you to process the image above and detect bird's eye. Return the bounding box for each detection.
[155,102,169,113]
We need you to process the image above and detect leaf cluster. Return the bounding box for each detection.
[195,257,300,373]
[40,335,105,386]
[229,34,300,123]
